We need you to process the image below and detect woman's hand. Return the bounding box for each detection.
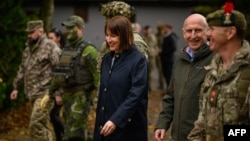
[100,120,116,136]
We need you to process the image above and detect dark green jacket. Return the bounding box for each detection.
[155,44,214,141]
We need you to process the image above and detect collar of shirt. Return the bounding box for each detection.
[185,47,195,62]
[111,53,121,69]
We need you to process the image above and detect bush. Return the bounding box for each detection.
[0,79,6,109]
[0,0,38,111]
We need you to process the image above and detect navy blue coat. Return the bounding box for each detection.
[93,46,148,141]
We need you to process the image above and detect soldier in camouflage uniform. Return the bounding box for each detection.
[142,25,159,91]
[188,2,250,141]
[10,20,61,141]
[155,22,165,90]
[96,1,149,72]
[41,15,99,141]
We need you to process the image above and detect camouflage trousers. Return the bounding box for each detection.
[62,90,91,141]
[29,97,55,141]
[148,55,157,90]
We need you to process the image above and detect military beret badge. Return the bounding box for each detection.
[221,2,235,26]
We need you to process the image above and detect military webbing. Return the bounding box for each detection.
[238,59,250,98]
[237,58,250,122]
[53,41,93,86]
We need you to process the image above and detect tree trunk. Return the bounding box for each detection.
[41,0,54,33]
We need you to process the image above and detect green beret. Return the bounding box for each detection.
[25,20,43,32]
[100,1,135,20]
[206,9,247,31]
[62,15,84,27]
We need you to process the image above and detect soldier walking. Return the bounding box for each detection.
[41,15,99,141]
[10,20,61,141]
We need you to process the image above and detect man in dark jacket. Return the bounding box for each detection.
[188,2,250,140]
[154,13,214,141]
[160,24,177,86]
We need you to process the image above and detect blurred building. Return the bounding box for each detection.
[23,0,200,50]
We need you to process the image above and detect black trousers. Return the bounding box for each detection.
[161,58,173,86]
[50,99,64,141]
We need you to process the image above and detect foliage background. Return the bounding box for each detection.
[0,0,38,111]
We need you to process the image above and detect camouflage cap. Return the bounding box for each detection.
[62,15,84,27]
[25,20,43,32]
[206,2,247,31]
[100,1,135,20]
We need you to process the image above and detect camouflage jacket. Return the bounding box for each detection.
[13,34,61,100]
[188,40,250,140]
[142,34,159,58]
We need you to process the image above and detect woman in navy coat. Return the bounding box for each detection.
[93,15,149,141]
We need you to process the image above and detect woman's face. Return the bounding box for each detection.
[105,29,120,53]
[48,32,60,45]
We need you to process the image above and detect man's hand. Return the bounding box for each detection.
[154,129,166,141]
[40,93,50,111]
[10,90,18,100]
[100,120,116,136]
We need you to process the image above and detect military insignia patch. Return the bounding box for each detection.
[221,1,235,26]
[209,88,218,106]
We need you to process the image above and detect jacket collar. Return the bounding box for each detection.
[181,43,213,62]
[205,40,250,83]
